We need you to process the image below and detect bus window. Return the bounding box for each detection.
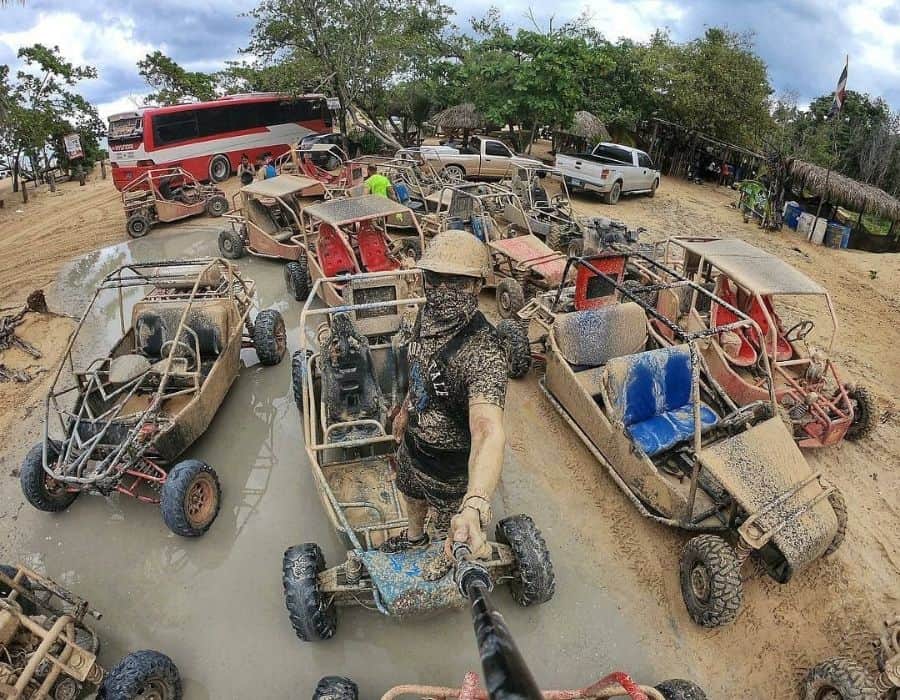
[154,111,199,145]
[197,108,229,138]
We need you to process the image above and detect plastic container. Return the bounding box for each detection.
[393,182,410,203]
[825,222,850,249]
[797,212,815,236]
[783,201,802,230]
[841,227,852,248]
[471,215,491,242]
[810,217,828,245]
[446,216,465,231]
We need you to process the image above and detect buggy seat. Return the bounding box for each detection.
[248,198,294,242]
[603,345,719,457]
[317,223,358,277]
[356,221,399,273]
[132,300,230,365]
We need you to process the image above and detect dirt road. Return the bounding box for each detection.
[0,173,896,697]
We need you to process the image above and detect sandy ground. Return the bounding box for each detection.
[0,171,896,697]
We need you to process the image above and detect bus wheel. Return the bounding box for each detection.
[209,154,231,183]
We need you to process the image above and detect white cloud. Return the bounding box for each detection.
[585,0,685,41]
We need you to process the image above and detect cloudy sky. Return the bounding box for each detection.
[1,0,898,122]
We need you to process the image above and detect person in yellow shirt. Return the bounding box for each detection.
[364,165,395,199]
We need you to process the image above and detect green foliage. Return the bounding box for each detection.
[138,50,218,105]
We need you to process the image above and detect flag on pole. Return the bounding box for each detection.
[827,56,848,119]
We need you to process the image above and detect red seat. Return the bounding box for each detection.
[712,278,757,367]
[318,224,357,277]
[747,294,793,361]
[357,222,399,272]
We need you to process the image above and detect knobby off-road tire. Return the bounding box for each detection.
[291,350,312,412]
[206,194,228,217]
[567,237,584,258]
[218,228,244,259]
[802,657,879,700]
[0,564,36,615]
[282,543,337,642]
[284,258,311,301]
[496,278,525,319]
[208,154,231,183]
[545,224,563,252]
[824,486,848,556]
[654,679,708,700]
[313,676,359,700]
[253,309,286,366]
[160,460,221,537]
[496,514,555,607]
[395,237,422,261]
[497,319,531,379]
[603,181,622,205]
[678,535,743,628]
[20,441,78,512]
[99,650,182,700]
[846,385,876,441]
[126,213,151,238]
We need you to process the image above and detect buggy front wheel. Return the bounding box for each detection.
[313,676,359,700]
[253,309,286,366]
[679,535,743,627]
[497,319,531,379]
[801,657,878,700]
[284,258,311,301]
[99,649,182,700]
[218,228,244,259]
[496,278,525,319]
[206,194,229,217]
[496,514,555,606]
[126,213,151,238]
[845,385,875,441]
[283,543,337,641]
[20,441,79,512]
[160,460,221,537]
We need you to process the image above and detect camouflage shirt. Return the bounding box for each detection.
[407,312,508,451]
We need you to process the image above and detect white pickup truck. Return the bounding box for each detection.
[556,142,660,204]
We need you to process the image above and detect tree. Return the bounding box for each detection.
[138,50,218,105]
[246,0,454,149]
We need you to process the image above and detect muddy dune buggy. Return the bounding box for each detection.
[538,255,846,627]
[351,155,445,227]
[652,237,874,448]
[277,143,365,195]
[803,614,899,700]
[20,259,286,536]
[283,195,425,305]
[282,270,555,641]
[0,564,181,699]
[121,167,228,239]
[217,174,327,262]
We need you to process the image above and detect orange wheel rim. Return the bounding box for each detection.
[185,474,216,526]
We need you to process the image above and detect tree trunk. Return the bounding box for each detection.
[21,177,28,204]
[12,158,19,193]
[526,122,537,155]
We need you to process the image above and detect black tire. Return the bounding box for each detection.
[648,178,659,198]
[284,258,311,301]
[396,237,422,261]
[678,535,743,627]
[126,213,151,238]
[655,679,708,700]
[496,278,525,319]
[206,194,228,217]
[292,350,311,412]
[282,543,337,642]
[824,487,848,556]
[240,171,254,186]
[603,181,622,205]
[846,385,875,441]
[160,460,221,537]
[253,309,286,366]
[495,514,555,606]
[99,649,182,700]
[20,441,78,513]
[802,657,879,700]
[497,319,531,379]
[218,228,244,259]
[313,676,359,700]
[443,164,465,181]
[208,154,231,183]
[545,224,563,251]
[0,564,36,615]
[567,237,584,258]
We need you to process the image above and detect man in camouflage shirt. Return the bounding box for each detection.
[384,230,508,559]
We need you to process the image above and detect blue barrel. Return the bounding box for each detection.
[783,202,802,229]
[471,215,491,241]
[841,226,851,249]
[824,221,846,249]
[446,216,465,231]
[394,182,410,203]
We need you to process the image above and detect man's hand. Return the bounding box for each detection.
[445,507,490,559]
[392,402,409,443]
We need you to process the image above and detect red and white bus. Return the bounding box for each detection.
[107,93,332,190]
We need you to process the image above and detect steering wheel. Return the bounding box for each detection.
[785,320,815,342]
[159,339,197,372]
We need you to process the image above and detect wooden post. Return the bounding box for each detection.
[100,160,107,180]
[855,200,865,233]
[21,177,28,204]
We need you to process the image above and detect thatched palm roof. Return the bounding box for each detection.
[788,159,900,222]
[430,103,485,132]
[559,111,610,141]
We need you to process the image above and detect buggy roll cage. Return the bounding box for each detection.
[550,250,779,525]
[431,182,535,237]
[298,269,425,551]
[43,259,255,488]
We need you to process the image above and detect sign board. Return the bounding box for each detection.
[326,97,341,111]
[63,133,84,159]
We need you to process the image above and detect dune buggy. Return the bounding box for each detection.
[20,259,286,537]
[652,237,874,448]
[538,255,846,627]
[121,167,228,239]
[803,614,899,699]
[217,174,327,262]
[351,155,445,226]
[283,194,425,305]
[282,270,555,641]
[278,143,365,195]
[0,564,181,699]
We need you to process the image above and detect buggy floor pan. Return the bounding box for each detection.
[323,457,404,543]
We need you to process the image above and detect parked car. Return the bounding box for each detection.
[556,142,660,204]
[415,135,543,181]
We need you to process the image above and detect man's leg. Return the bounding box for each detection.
[403,494,428,540]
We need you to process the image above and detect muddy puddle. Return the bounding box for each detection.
[9,223,702,697]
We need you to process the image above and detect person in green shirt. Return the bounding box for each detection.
[364,165,395,199]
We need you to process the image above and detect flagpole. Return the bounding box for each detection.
[811,54,847,241]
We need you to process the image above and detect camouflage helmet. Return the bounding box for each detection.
[417,230,490,279]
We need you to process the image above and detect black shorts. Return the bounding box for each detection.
[395,439,467,530]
